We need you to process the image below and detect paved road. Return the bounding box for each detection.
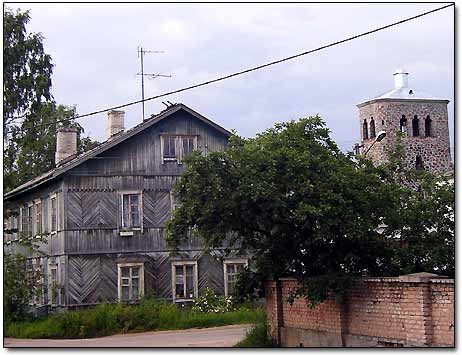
[4,324,253,348]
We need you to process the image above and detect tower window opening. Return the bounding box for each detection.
[400,115,407,135]
[412,115,419,137]
[415,155,425,171]
[370,118,376,138]
[425,116,432,137]
[363,119,369,140]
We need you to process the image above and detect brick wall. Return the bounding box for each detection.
[265,273,454,347]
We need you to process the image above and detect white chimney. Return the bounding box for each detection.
[107,110,125,139]
[55,127,78,166]
[393,68,409,89]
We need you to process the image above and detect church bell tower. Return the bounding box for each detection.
[356,69,452,175]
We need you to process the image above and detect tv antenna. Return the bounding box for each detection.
[137,46,172,120]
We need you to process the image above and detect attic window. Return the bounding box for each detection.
[161,135,198,164]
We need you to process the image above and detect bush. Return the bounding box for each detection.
[5,297,265,339]
[191,288,235,313]
[234,319,274,348]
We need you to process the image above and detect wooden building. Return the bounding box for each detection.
[4,103,249,308]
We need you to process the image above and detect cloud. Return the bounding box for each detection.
[9,3,454,151]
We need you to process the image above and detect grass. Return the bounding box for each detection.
[234,318,274,347]
[5,298,265,339]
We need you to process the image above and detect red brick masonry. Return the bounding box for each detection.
[265,273,454,347]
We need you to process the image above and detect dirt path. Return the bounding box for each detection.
[4,324,253,348]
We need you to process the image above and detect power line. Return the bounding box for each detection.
[10,3,454,129]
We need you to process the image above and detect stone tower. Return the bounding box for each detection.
[357,69,452,175]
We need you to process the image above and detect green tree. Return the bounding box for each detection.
[3,8,99,191]
[166,117,402,305]
[3,7,53,135]
[380,134,455,278]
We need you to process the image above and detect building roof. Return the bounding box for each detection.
[4,103,231,200]
[357,68,449,107]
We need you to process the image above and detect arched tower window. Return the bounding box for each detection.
[415,155,425,170]
[370,118,376,138]
[400,115,407,135]
[412,115,419,137]
[363,119,369,140]
[425,116,432,137]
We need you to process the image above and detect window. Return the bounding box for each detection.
[415,155,425,171]
[400,115,407,135]
[121,193,142,229]
[425,116,432,137]
[223,259,248,296]
[362,119,368,140]
[21,207,28,236]
[182,137,195,158]
[161,135,198,163]
[118,263,144,302]
[164,136,176,159]
[170,191,180,212]
[35,201,42,235]
[369,118,376,139]
[27,205,33,236]
[50,196,57,233]
[171,261,198,302]
[412,116,419,137]
[48,264,59,305]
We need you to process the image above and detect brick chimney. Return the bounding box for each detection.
[55,127,78,166]
[107,110,125,139]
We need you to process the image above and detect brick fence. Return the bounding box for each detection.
[265,273,454,347]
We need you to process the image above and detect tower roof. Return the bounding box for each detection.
[357,69,448,107]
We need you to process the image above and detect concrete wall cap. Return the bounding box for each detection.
[398,272,447,283]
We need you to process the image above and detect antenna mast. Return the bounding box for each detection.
[137,46,172,120]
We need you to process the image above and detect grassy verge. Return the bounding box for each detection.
[5,298,265,339]
[234,318,274,347]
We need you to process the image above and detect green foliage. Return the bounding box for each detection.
[3,7,53,133]
[234,317,273,347]
[167,116,401,305]
[3,8,99,191]
[191,287,235,313]
[232,267,265,305]
[167,116,454,307]
[377,134,454,277]
[5,298,264,339]
[4,253,44,324]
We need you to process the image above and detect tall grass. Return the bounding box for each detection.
[5,298,265,339]
[234,318,274,348]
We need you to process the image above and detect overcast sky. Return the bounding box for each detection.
[10,3,454,154]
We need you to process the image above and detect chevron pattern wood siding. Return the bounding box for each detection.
[66,251,232,305]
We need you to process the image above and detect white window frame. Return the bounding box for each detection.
[117,262,145,302]
[34,199,42,236]
[119,191,143,232]
[160,135,198,164]
[223,258,248,297]
[48,263,59,306]
[171,260,198,302]
[27,202,34,237]
[170,191,180,212]
[49,193,58,235]
[19,207,24,234]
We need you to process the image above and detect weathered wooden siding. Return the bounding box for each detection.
[64,228,204,254]
[66,251,228,305]
[4,180,66,256]
[69,110,228,176]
